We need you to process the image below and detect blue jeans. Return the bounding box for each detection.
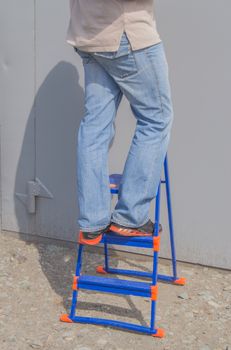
[74,31,174,232]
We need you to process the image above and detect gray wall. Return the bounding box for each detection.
[0,1,230,269]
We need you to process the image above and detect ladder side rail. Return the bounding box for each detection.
[164,153,177,279]
[70,244,84,318]
[150,181,161,330]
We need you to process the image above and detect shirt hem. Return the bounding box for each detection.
[66,37,162,53]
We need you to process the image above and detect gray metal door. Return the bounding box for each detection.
[0,1,36,235]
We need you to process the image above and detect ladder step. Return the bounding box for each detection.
[69,316,164,336]
[100,231,153,248]
[78,275,151,297]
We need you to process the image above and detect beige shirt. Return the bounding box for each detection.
[66,0,161,52]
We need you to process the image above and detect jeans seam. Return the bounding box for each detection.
[144,49,164,114]
[111,216,150,228]
[79,223,111,232]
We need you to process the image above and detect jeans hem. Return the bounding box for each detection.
[79,223,111,232]
[110,216,150,228]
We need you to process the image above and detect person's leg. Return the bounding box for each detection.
[75,49,123,232]
[91,35,174,228]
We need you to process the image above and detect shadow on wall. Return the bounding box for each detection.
[13,58,147,325]
[14,60,84,236]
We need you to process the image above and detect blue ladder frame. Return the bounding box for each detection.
[60,153,186,338]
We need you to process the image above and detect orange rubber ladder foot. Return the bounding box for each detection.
[60,314,73,323]
[151,328,165,338]
[96,265,107,274]
[173,277,186,286]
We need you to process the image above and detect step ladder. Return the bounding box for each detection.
[60,153,186,338]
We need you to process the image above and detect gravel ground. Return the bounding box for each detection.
[0,231,231,350]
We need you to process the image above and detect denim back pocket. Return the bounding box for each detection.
[91,34,138,78]
[93,50,138,79]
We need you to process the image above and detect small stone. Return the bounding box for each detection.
[29,343,42,349]
[63,336,74,341]
[64,255,71,262]
[207,300,220,308]
[178,292,189,300]
[30,307,38,312]
[192,309,199,314]
[223,286,231,291]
